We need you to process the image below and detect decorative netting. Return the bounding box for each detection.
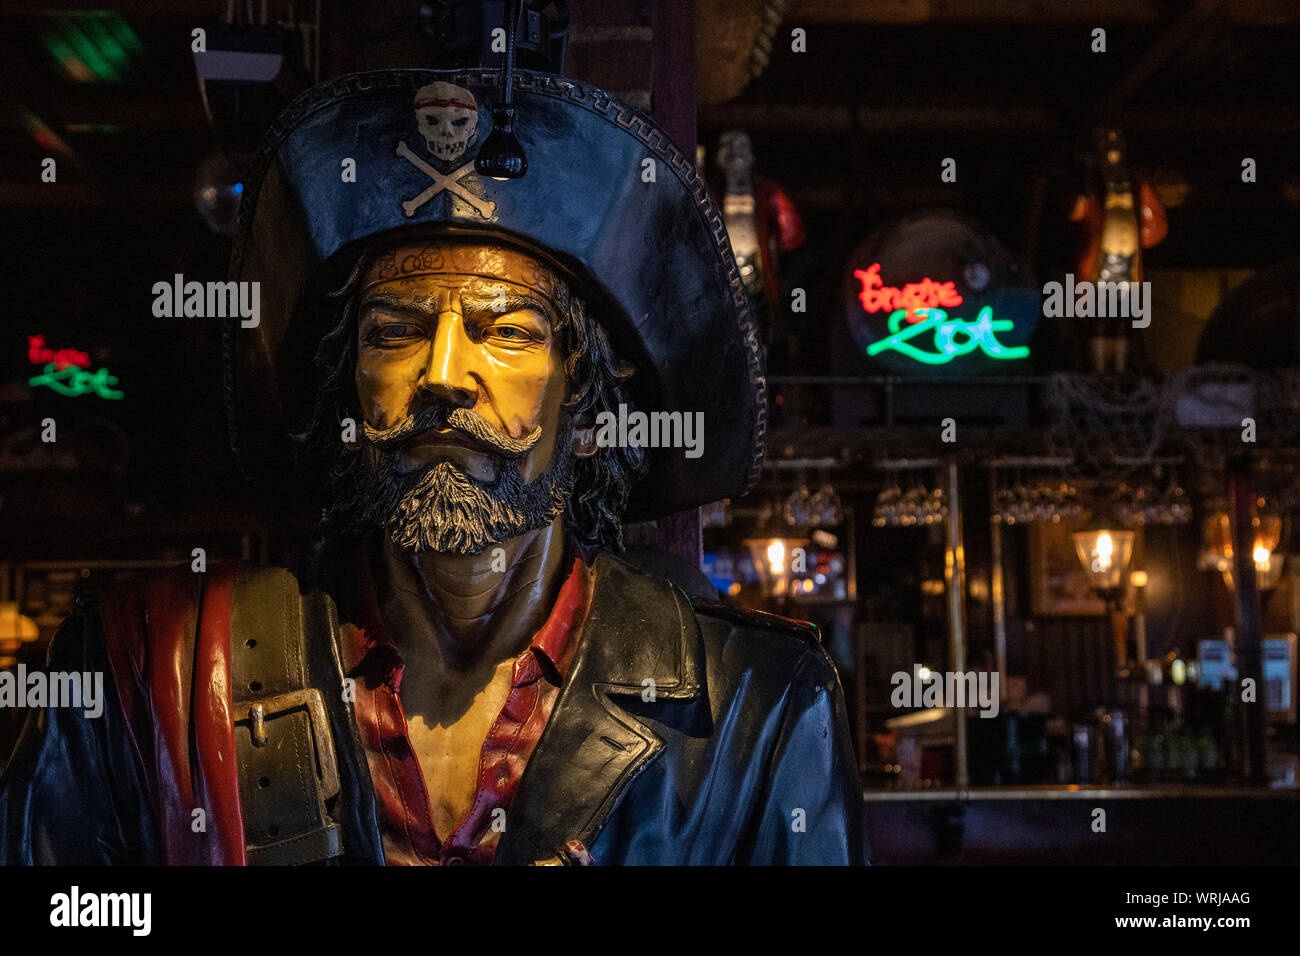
[1044,365,1300,479]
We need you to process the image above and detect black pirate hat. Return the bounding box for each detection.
[225,68,765,523]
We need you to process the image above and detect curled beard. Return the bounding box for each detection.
[359,414,576,555]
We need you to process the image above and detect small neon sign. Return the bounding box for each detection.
[866,307,1029,365]
[853,262,963,320]
[27,334,90,369]
[850,263,1030,367]
[28,363,124,400]
[25,335,123,399]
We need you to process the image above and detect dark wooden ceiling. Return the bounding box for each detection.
[0,0,1296,267]
[699,0,1300,274]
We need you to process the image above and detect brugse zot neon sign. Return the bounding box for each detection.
[853,263,1028,365]
[25,335,124,399]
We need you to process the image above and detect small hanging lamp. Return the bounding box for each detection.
[475,0,528,180]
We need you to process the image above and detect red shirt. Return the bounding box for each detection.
[339,554,589,866]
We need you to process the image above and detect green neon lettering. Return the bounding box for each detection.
[27,362,125,400]
[865,306,1029,365]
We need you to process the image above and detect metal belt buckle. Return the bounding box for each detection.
[234,688,341,800]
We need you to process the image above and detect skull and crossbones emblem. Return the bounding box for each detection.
[397,82,495,220]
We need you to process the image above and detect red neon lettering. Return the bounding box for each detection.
[27,335,91,369]
[853,263,963,322]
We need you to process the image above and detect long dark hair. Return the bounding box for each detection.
[297,249,647,553]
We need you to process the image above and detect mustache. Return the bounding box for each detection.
[363,406,542,460]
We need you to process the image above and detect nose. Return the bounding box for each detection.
[415,291,478,410]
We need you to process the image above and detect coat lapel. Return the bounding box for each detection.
[494,553,701,865]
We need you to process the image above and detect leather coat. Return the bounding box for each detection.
[0,551,868,865]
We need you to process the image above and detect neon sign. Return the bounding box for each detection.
[24,336,123,399]
[853,263,963,320]
[848,262,1031,368]
[865,307,1029,365]
[28,363,124,400]
[27,335,90,369]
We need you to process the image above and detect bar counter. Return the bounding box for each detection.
[863,785,1300,864]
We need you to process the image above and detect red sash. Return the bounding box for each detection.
[100,563,247,864]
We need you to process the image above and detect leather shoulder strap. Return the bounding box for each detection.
[228,566,345,865]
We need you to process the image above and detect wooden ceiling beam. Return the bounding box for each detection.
[0,180,192,207]
[1093,0,1223,116]
[0,0,216,16]
[0,95,207,133]
[786,0,1297,26]
[49,96,207,130]
[700,103,1300,134]
[700,104,1056,133]
[775,180,1299,211]
[787,0,1161,25]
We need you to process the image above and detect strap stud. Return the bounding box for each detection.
[248,703,267,747]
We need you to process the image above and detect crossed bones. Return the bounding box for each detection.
[396,140,496,219]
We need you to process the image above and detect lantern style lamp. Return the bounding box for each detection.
[0,602,39,669]
[744,536,809,599]
[1200,512,1286,592]
[1072,523,1136,670]
[1251,545,1286,591]
[0,602,39,644]
[1071,527,1136,605]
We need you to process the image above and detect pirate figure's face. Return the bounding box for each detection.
[230,71,764,550]
[351,239,579,555]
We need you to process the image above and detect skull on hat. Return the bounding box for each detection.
[413,82,480,162]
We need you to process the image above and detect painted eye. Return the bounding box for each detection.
[374,324,418,341]
[486,325,531,343]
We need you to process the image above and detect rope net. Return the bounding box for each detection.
[1044,365,1300,480]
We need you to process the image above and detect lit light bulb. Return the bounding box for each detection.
[1097,532,1113,559]
[1254,545,1271,568]
[1092,532,1114,573]
[766,539,785,575]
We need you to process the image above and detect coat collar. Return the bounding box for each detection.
[336,544,588,693]
[493,551,702,865]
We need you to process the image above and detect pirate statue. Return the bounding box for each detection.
[0,67,866,866]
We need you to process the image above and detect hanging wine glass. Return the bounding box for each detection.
[701,498,731,529]
[1058,479,1082,522]
[873,482,901,527]
[993,473,1013,524]
[922,485,942,524]
[809,483,843,527]
[1160,471,1191,524]
[901,473,924,526]
[784,473,815,528]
